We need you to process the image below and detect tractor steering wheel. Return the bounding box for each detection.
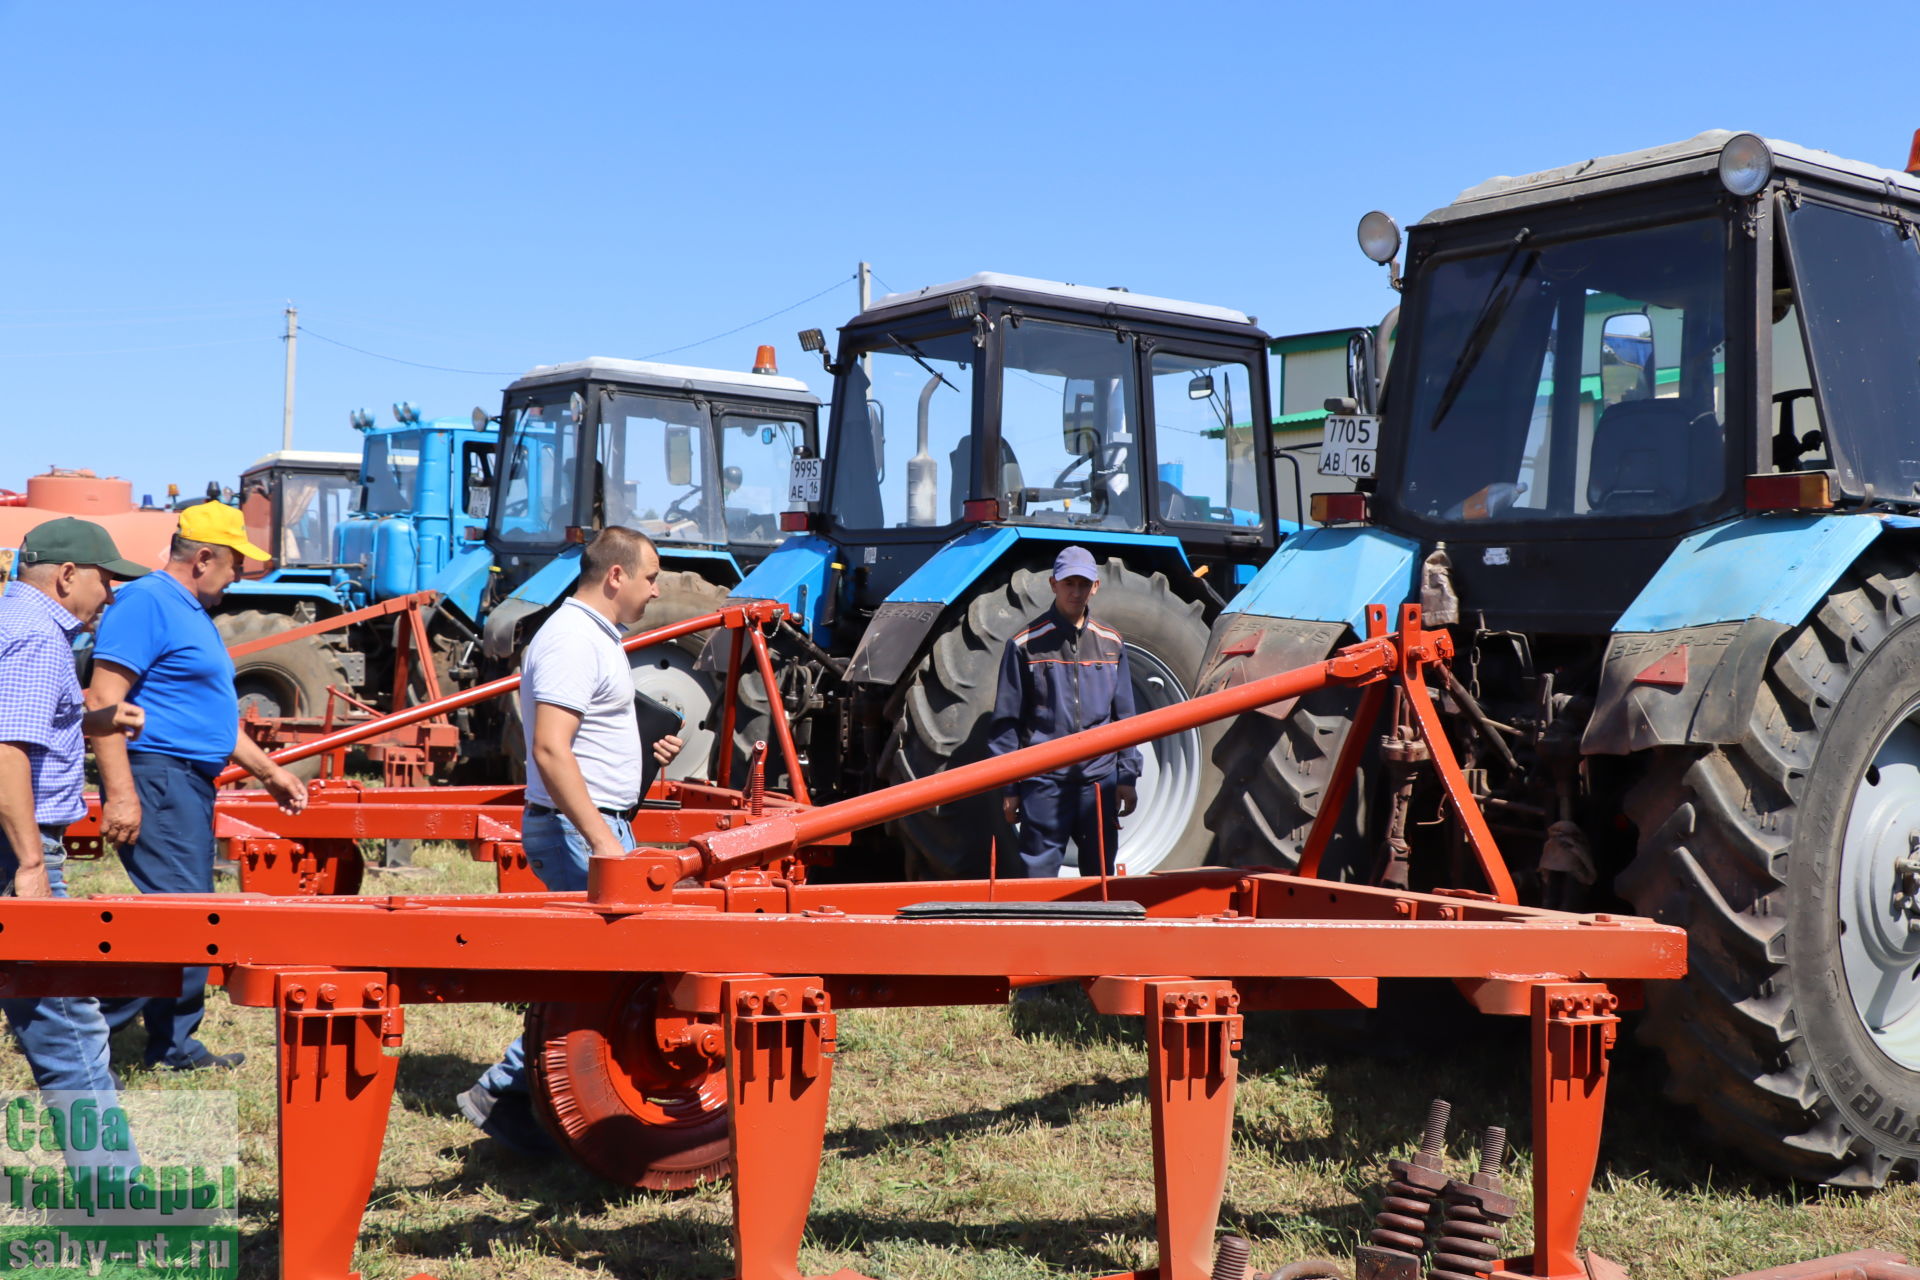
[664,486,702,525]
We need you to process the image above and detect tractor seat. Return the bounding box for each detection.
[1586,398,1717,514]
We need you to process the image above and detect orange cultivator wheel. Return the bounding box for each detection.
[526,976,733,1189]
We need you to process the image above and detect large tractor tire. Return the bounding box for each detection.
[214,610,353,783]
[626,571,729,783]
[526,977,733,1189]
[1620,552,1920,1187]
[1206,683,1367,873]
[883,561,1221,879]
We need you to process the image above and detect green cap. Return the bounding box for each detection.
[18,518,150,580]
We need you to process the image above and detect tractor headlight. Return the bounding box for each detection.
[1717,133,1774,197]
[1358,210,1402,265]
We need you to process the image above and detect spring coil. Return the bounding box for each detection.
[1367,1179,1437,1254]
[1211,1235,1251,1280]
[1426,1201,1504,1280]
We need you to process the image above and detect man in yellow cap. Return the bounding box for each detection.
[86,502,307,1072]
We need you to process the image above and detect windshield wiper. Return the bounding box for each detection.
[884,332,961,395]
[1425,230,1536,432]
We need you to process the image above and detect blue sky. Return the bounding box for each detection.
[1,0,1911,498]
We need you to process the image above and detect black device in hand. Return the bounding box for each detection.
[633,690,685,799]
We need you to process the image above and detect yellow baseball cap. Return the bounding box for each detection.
[176,501,272,561]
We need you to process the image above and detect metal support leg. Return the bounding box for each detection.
[273,968,404,1280]
[1524,982,1619,1280]
[1144,979,1243,1280]
[722,975,844,1280]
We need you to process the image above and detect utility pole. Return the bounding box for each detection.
[281,304,298,452]
[858,262,872,383]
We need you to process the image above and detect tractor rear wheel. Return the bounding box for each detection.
[883,561,1220,879]
[214,610,353,783]
[1205,683,1367,872]
[625,571,729,783]
[1620,552,1920,1186]
[525,977,732,1189]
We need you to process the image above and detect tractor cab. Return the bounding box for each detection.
[796,273,1279,614]
[485,356,821,598]
[237,450,360,577]
[1325,130,1920,633]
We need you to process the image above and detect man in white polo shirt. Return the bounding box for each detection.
[459,525,683,1152]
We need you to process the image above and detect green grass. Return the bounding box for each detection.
[18,845,1916,1279]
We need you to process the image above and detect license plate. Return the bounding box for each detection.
[788,457,824,504]
[1317,414,1379,478]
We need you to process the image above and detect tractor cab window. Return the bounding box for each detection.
[600,391,716,544]
[1396,217,1729,524]
[719,413,805,545]
[830,329,974,531]
[274,471,355,566]
[1768,278,1830,475]
[1149,353,1259,527]
[494,395,582,545]
[1784,201,1920,498]
[361,432,421,515]
[999,320,1142,529]
[462,442,496,518]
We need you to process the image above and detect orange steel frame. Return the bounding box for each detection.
[62,601,813,894]
[0,606,1841,1280]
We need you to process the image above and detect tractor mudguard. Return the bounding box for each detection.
[726,534,836,644]
[219,580,342,611]
[1219,526,1421,634]
[482,547,582,661]
[1195,616,1348,721]
[844,526,1194,688]
[658,546,742,586]
[1582,515,1901,755]
[425,543,494,628]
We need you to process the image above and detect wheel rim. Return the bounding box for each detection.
[1838,706,1920,1067]
[1078,643,1199,877]
[234,669,301,719]
[628,646,716,782]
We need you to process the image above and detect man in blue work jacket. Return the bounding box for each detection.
[987,546,1140,877]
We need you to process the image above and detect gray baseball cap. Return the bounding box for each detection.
[1052,546,1099,582]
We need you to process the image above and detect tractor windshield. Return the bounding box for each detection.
[360,432,421,515]
[830,329,976,531]
[1392,217,1730,525]
[492,393,583,546]
[599,391,722,545]
[998,320,1144,529]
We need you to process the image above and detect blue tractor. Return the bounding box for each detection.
[439,356,822,780]
[721,273,1289,877]
[1198,132,1920,1186]
[213,410,497,747]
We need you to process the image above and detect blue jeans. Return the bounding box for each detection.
[1015,774,1120,878]
[101,752,220,1068]
[475,808,635,1097]
[0,827,118,1093]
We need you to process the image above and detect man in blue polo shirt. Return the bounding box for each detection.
[88,502,308,1072]
[0,518,149,1091]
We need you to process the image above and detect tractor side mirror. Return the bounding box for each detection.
[665,425,694,487]
[1600,312,1656,408]
[1187,374,1215,400]
[1062,378,1098,457]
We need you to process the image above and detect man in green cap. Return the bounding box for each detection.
[0,518,148,1093]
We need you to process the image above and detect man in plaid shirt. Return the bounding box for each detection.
[0,518,148,1091]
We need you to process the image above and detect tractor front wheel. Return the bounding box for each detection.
[214,610,353,782]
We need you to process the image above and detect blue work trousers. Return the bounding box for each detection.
[0,827,118,1093]
[476,808,636,1097]
[1015,774,1119,878]
[101,752,219,1068]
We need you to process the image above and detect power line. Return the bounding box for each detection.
[296,325,519,376]
[638,275,855,362]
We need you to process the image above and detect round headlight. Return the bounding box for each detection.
[1718,133,1773,197]
[472,406,490,431]
[1357,210,1402,265]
